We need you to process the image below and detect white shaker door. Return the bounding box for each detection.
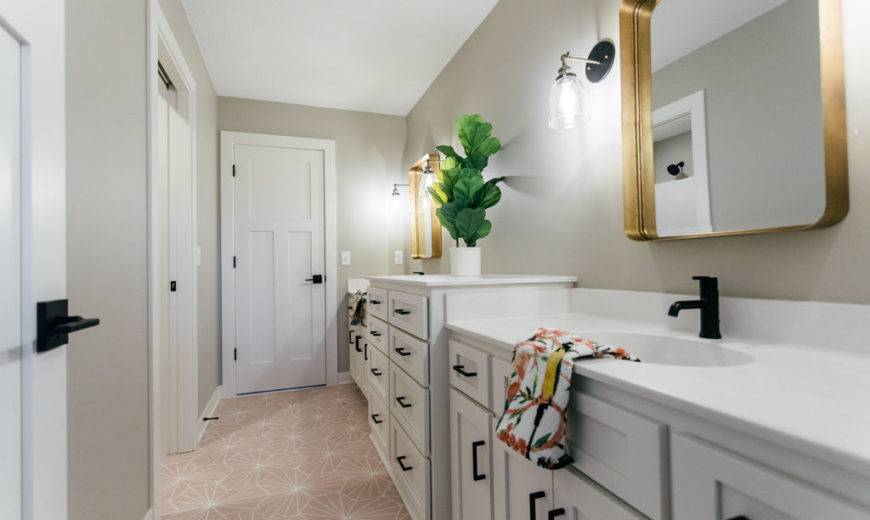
[233,141,326,393]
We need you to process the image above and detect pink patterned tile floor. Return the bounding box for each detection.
[160,384,410,520]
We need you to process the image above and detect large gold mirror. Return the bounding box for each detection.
[409,153,442,259]
[620,0,847,240]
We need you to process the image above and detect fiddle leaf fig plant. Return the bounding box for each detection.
[427,114,504,247]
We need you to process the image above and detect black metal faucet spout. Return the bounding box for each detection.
[669,276,722,339]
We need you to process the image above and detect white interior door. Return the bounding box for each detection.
[0,22,23,519]
[232,140,327,394]
[1,1,71,518]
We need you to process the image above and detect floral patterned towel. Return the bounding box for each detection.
[495,327,640,469]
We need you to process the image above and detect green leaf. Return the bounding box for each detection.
[455,207,487,246]
[475,177,505,208]
[440,156,459,175]
[435,204,459,241]
[436,145,460,160]
[427,184,447,206]
[477,136,501,157]
[453,168,484,204]
[473,218,492,243]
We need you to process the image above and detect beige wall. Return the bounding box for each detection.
[156,0,221,416]
[67,1,218,518]
[218,97,407,372]
[66,1,150,518]
[404,0,870,305]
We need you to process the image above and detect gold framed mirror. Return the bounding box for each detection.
[409,153,442,259]
[620,0,848,240]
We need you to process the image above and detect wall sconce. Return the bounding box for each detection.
[548,40,615,130]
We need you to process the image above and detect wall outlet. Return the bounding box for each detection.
[341,251,351,266]
[394,250,404,265]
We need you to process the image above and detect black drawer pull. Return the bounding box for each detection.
[726,517,750,520]
[370,331,382,337]
[348,330,353,344]
[355,335,362,353]
[394,347,411,357]
[452,364,478,378]
[396,456,413,472]
[370,368,382,376]
[364,343,368,361]
[472,440,486,481]
[370,414,383,424]
[370,299,381,305]
[529,491,546,520]
[548,508,565,520]
[396,396,412,408]
[394,309,411,315]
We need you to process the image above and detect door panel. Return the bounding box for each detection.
[234,144,326,393]
[492,441,554,520]
[450,389,493,520]
[0,24,22,519]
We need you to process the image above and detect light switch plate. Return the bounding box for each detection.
[394,250,403,265]
[341,251,351,266]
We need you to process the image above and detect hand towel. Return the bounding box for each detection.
[495,327,640,469]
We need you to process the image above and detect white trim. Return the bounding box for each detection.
[653,90,713,234]
[195,385,223,445]
[147,2,199,517]
[220,131,339,397]
[335,371,353,385]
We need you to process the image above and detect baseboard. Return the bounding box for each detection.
[335,371,353,385]
[195,385,223,446]
[142,508,154,520]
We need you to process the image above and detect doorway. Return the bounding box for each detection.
[221,132,339,396]
[148,1,199,465]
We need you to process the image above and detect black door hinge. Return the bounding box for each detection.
[233,256,237,268]
[170,281,177,292]
[232,164,236,177]
[234,348,237,362]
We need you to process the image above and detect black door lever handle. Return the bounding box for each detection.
[305,274,323,284]
[37,299,100,352]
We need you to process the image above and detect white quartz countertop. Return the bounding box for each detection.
[367,274,577,287]
[447,312,870,477]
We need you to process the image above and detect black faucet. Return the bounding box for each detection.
[668,276,722,339]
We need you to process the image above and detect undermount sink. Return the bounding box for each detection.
[584,332,754,367]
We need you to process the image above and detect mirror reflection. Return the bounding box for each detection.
[651,0,826,237]
[409,153,442,259]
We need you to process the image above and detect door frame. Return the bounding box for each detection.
[146,0,199,514]
[220,131,339,397]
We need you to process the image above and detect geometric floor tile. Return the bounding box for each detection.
[160,384,410,519]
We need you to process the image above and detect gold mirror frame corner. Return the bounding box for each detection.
[619,0,848,242]
[409,152,443,259]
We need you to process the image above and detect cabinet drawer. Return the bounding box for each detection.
[366,316,388,355]
[490,357,513,416]
[367,287,388,321]
[672,434,870,520]
[390,325,429,387]
[566,391,667,520]
[553,467,645,520]
[368,390,389,452]
[367,345,389,401]
[388,290,429,340]
[391,421,431,520]
[390,360,430,455]
[449,340,490,409]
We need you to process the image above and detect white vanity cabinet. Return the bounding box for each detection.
[365,275,576,520]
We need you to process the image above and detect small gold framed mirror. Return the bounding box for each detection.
[409,153,442,259]
[620,0,848,240]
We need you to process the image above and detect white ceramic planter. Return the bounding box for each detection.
[450,247,481,276]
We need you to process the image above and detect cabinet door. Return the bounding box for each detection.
[450,389,493,520]
[672,434,870,520]
[492,440,553,520]
[551,467,645,520]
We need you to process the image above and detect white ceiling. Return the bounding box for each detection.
[181,0,499,116]
[652,0,792,71]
